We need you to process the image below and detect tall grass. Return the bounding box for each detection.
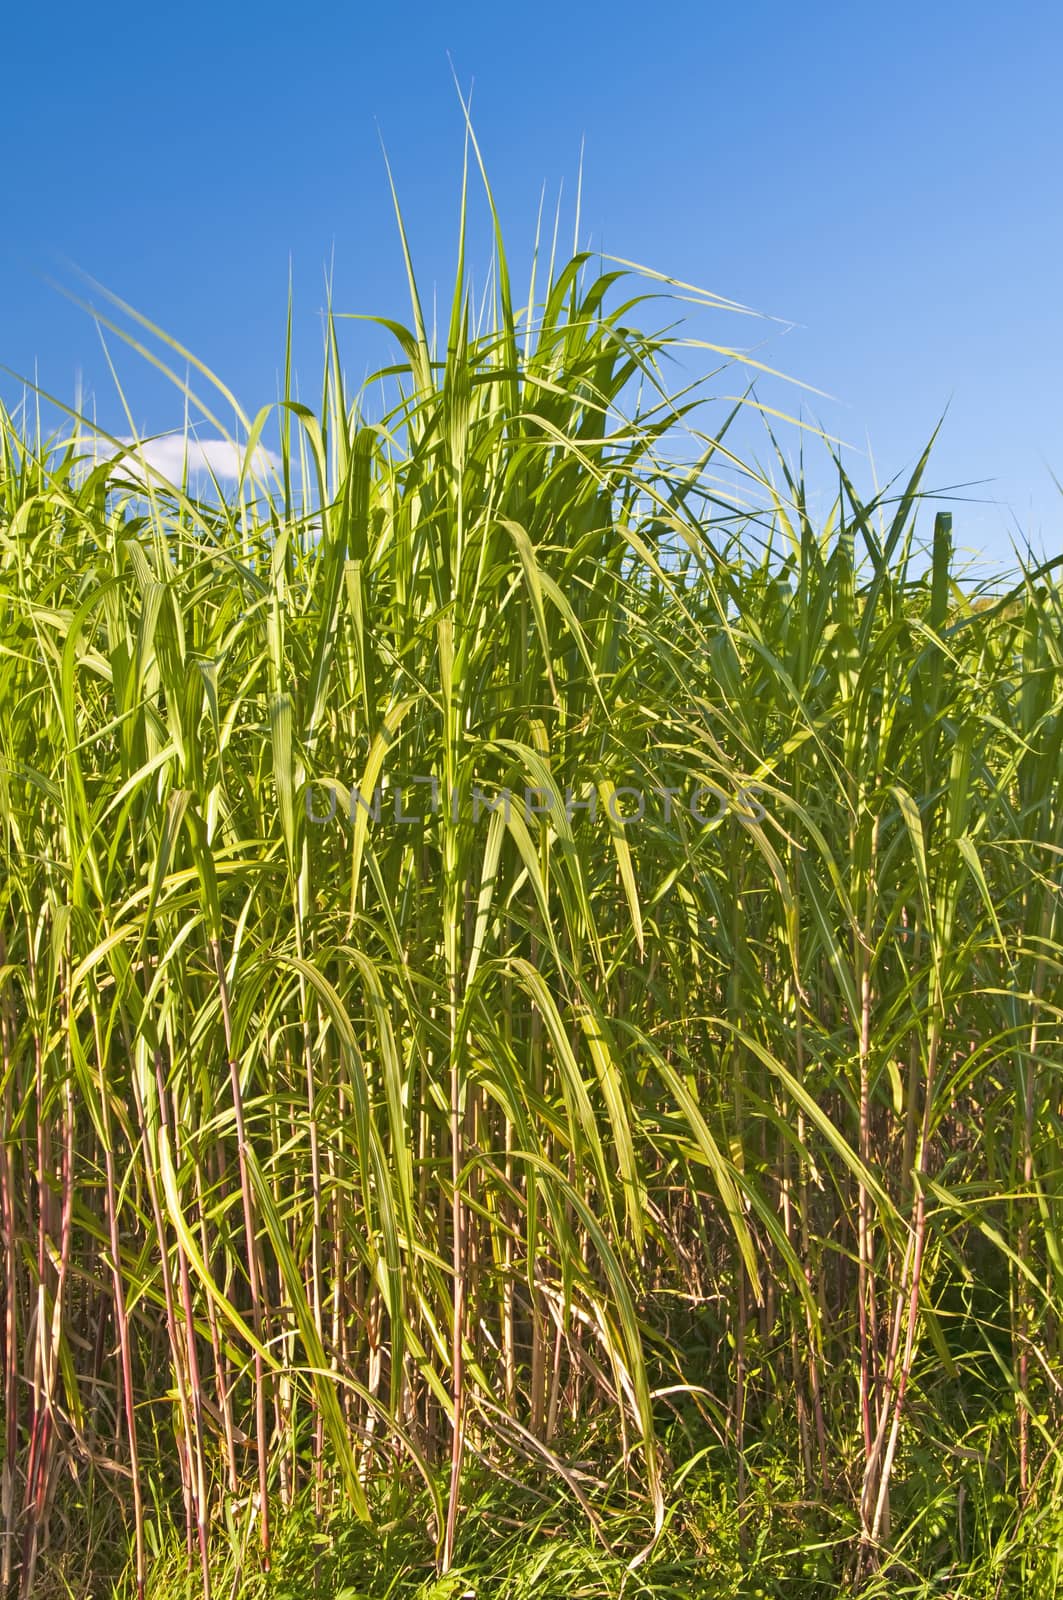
[1,154,1062,1598]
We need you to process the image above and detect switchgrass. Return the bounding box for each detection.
[1,151,1062,1599]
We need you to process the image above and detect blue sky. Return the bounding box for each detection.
[3,0,1061,569]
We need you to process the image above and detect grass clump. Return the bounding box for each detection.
[1,147,1061,1598]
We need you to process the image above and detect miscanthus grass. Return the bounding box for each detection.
[1,148,1062,1598]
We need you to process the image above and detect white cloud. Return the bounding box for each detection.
[81,433,280,487]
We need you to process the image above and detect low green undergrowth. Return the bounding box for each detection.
[89,1452,1061,1600]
